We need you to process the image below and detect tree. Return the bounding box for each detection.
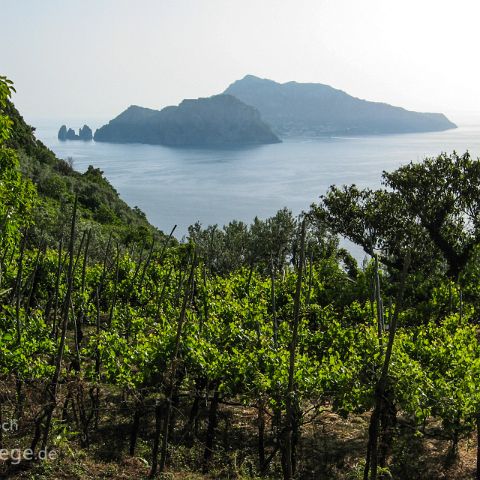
[316,152,480,282]
[0,76,36,249]
[384,152,480,280]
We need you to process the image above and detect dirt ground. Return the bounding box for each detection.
[0,400,477,480]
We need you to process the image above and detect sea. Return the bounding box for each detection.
[31,117,480,258]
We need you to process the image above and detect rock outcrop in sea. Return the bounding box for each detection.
[58,124,93,141]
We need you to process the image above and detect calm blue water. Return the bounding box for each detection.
[32,119,480,245]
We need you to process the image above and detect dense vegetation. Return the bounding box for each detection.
[4,97,165,248]
[1,76,480,480]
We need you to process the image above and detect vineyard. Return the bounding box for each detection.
[2,75,480,480]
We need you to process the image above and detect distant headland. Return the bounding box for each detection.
[224,75,457,136]
[58,124,93,141]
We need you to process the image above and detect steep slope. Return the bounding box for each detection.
[224,75,457,136]
[5,100,165,245]
[94,94,280,146]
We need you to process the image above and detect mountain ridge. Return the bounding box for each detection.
[224,74,457,136]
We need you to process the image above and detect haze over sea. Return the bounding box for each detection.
[33,117,480,245]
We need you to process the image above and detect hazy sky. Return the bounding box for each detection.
[2,0,479,122]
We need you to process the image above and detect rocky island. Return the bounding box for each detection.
[58,124,93,141]
[224,75,457,136]
[94,94,280,147]
[88,76,457,146]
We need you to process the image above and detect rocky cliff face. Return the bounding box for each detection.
[94,94,280,146]
[58,125,68,141]
[224,75,457,136]
[66,128,77,140]
[79,124,93,140]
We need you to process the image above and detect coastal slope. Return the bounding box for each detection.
[5,100,164,244]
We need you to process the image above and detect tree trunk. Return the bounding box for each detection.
[184,377,205,445]
[476,413,480,480]
[150,252,195,477]
[202,386,220,473]
[129,401,143,456]
[149,399,164,476]
[258,399,266,470]
[283,219,306,480]
[374,254,384,350]
[34,196,77,454]
[270,258,278,347]
[51,235,64,339]
[364,255,410,480]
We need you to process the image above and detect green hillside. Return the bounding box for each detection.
[4,99,166,246]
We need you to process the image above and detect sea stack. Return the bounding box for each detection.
[58,124,93,141]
